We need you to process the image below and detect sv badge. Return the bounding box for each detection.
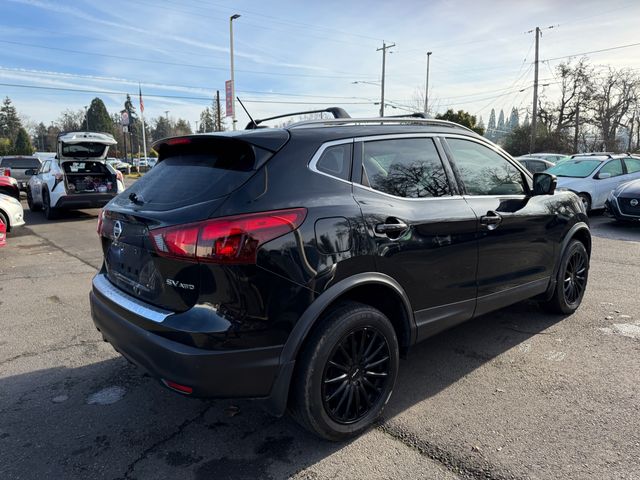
[165,279,195,290]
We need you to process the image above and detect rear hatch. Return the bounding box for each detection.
[62,160,118,194]
[99,132,289,312]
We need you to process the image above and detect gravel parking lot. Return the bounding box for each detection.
[1,203,639,480]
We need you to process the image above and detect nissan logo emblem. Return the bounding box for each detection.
[113,220,123,239]
[631,199,639,207]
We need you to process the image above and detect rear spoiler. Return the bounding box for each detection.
[244,107,350,129]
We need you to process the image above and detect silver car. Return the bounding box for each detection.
[545,154,640,212]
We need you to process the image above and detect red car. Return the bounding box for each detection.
[0,176,20,200]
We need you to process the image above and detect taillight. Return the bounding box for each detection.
[149,208,307,264]
[2,168,10,177]
[115,170,124,183]
[54,172,64,181]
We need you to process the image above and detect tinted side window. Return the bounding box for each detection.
[623,158,640,174]
[598,159,623,178]
[315,144,351,181]
[446,138,526,195]
[1,157,40,168]
[361,138,450,198]
[529,161,548,173]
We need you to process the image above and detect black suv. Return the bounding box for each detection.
[90,110,591,440]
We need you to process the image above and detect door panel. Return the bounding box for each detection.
[443,137,556,304]
[353,136,479,339]
[593,159,624,207]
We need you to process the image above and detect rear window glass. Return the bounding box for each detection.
[62,161,108,174]
[61,142,107,158]
[114,139,264,212]
[0,157,41,168]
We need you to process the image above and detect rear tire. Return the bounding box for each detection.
[289,302,399,441]
[43,189,57,220]
[578,193,591,213]
[541,240,589,314]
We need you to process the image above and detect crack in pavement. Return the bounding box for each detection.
[122,403,212,479]
[22,226,100,271]
[0,339,103,367]
[377,421,518,480]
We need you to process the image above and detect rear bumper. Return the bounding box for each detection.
[89,274,283,398]
[54,193,116,209]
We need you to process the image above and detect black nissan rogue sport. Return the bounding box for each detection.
[90,110,591,440]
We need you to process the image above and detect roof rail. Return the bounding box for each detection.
[245,107,350,129]
[287,116,475,133]
[571,152,614,158]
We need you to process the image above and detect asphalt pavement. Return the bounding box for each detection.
[1,204,639,480]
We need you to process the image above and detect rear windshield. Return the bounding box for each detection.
[0,157,41,168]
[113,139,264,212]
[61,142,107,158]
[546,160,601,178]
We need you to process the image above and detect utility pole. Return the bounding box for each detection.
[574,101,580,153]
[84,105,89,131]
[377,41,395,117]
[529,26,540,153]
[230,14,241,130]
[424,51,432,116]
[216,90,222,131]
[629,116,634,152]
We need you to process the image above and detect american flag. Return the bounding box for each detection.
[139,85,144,114]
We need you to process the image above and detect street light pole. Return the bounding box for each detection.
[230,14,241,131]
[424,51,432,116]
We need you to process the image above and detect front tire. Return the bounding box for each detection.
[289,302,399,441]
[578,193,592,213]
[541,240,589,314]
[27,188,41,212]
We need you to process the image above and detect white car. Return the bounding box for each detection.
[0,192,25,231]
[27,132,125,219]
[546,154,640,212]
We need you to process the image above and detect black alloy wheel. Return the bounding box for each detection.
[541,239,589,314]
[322,326,391,424]
[289,301,399,441]
[563,249,587,305]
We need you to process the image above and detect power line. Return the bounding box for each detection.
[543,41,640,62]
[0,82,375,105]
[0,39,378,80]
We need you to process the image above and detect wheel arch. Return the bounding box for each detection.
[263,273,416,417]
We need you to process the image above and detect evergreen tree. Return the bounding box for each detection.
[33,122,50,151]
[198,107,214,133]
[436,109,485,135]
[13,127,33,155]
[497,109,505,132]
[487,108,496,140]
[0,97,22,140]
[508,107,520,131]
[152,116,172,141]
[174,119,192,136]
[85,98,113,134]
[523,113,530,127]
[477,115,485,131]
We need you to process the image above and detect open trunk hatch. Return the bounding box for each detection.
[63,161,117,194]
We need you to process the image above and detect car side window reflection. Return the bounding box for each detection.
[598,159,623,178]
[361,138,451,198]
[624,158,640,174]
[446,138,526,195]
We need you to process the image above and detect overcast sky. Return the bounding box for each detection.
[2,0,640,130]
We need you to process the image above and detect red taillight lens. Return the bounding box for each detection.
[115,170,124,183]
[166,137,191,146]
[2,168,10,177]
[149,208,307,264]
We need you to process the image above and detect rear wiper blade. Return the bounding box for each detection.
[129,192,144,205]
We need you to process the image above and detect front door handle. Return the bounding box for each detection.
[375,220,409,235]
[480,211,502,230]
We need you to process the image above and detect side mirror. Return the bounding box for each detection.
[597,172,611,180]
[532,172,556,196]
[24,169,36,176]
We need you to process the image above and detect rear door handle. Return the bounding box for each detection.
[375,220,408,235]
[480,211,502,230]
